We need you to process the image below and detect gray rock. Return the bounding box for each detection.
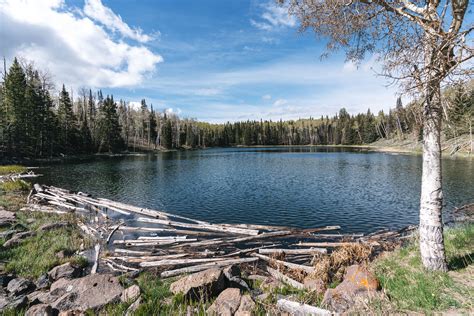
[49,273,123,311]
[27,290,51,305]
[207,288,242,316]
[0,295,9,310]
[125,297,141,316]
[0,210,15,228]
[303,277,326,295]
[25,303,54,316]
[121,284,140,303]
[235,294,256,316]
[7,295,28,310]
[3,231,35,248]
[223,265,250,291]
[48,263,82,281]
[36,274,51,290]
[170,268,226,301]
[7,277,35,296]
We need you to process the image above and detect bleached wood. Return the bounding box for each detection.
[160,257,259,278]
[276,299,331,316]
[259,248,327,255]
[266,266,304,290]
[91,243,100,274]
[140,257,225,268]
[254,253,314,273]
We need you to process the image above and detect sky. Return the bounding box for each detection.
[0,0,402,123]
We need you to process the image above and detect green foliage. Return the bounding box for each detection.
[97,95,123,153]
[373,224,474,312]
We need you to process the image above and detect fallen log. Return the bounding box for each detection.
[258,248,327,255]
[297,241,372,247]
[160,257,259,278]
[91,243,100,274]
[254,253,314,273]
[140,257,226,268]
[137,217,259,236]
[113,249,153,256]
[266,266,304,290]
[106,222,124,244]
[276,299,331,316]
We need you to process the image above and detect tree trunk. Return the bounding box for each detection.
[419,81,448,271]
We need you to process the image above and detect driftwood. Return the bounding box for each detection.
[254,253,314,273]
[276,299,331,316]
[91,243,101,274]
[106,222,124,244]
[258,248,327,255]
[266,266,304,290]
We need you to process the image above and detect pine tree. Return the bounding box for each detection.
[57,84,77,153]
[97,95,123,153]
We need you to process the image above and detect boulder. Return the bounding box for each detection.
[0,274,15,287]
[125,297,141,316]
[7,277,35,296]
[49,274,123,311]
[28,290,51,305]
[321,264,380,313]
[48,263,82,281]
[3,231,35,248]
[223,265,250,291]
[25,303,54,316]
[207,288,242,316]
[235,294,256,316]
[0,210,15,228]
[121,284,140,303]
[170,268,226,300]
[0,295,9,310]
[6,295,28,310]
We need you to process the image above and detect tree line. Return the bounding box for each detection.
[0,58,472,158]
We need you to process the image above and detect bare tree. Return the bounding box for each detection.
[282,0,473,271]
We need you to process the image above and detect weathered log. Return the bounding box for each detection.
[113,249,153,256]
[297,241,370,247]
[276,298,331,316]
[266,266,304,289]
[160,257,259,278]
[301,226,341,234]
[137,217,259,236]
[139,257,226,268]
[106,222,124,244]
[91,243,101,274]
[258,248,327,255]
[254,253,314,273]
[119,226,224,236]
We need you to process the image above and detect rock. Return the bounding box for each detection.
[125,297,141,316]
[39,222,70,232]
[7,277,35,296]
[170,268,226,300]
[7,295,28,310]
[28,290,51,305]
[255,293,270,302]
[49,274,123,311]
[0,295,9,310]
[58,310,84,316]
[55,250,73,260]
[321,264,380,313]
[3,231,35,248]
[36,275,51,290]
[25,303,54,316]
[223,265,250,291]
[235,294,256,316]
[0,209,15,228]
[303,277,326,295]
[121,284,140,302]
[207,288,242,316]
[48,263,82,281]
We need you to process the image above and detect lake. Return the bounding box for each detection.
[39,147,473,234]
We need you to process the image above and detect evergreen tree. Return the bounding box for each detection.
[97,95,123,153]
[57,84,77,153]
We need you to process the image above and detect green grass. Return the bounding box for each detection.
[101,272,212,315]
[0,179,31,192]
[0,212,89,278]
[0,165,27,175]
[373,224,474,312]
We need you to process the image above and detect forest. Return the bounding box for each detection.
[0,58,472,158]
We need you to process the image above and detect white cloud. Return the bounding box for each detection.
[128,101,142,110]
[194,88,222,96]
[0,0,163,88]
[273,98,287,107]
[262,94,272,100]
[83,0,154,43]
[251,2,296,31]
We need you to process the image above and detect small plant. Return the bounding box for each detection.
[0,165,27,175]
[0,179,31,192]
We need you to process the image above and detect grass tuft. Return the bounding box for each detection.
[0,165,27,175]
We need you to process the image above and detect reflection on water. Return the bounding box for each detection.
[39,147,474,233]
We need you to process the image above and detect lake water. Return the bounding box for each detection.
[39,147,474,234]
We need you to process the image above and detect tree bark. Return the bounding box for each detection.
[419,81,448,271]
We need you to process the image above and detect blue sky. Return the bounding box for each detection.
[1,0,401,122]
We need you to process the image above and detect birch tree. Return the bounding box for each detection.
[282,0,473,271]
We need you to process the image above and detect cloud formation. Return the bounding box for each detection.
[0,0,162,88]
[251,1,296,31]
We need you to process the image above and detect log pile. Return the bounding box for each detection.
[26,184,416,283]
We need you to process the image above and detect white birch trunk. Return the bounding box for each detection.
[419,81,448,271]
